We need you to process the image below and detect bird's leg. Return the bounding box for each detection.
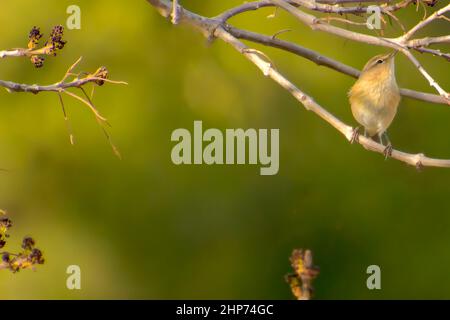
[380,132,393,159]
[378,132,383,145]
[350,126,360,144]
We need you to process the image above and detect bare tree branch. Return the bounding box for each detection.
[226,26,447,104]
[146,0,450,168]
[408,35,450,47]
[0,57,127,156]
[414,46,450,61]
[0,58,126,121]
[217,0,415,22]
[0,25,128,156]
[269,0,449,102]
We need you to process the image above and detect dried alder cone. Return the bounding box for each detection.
[0,211,44,273]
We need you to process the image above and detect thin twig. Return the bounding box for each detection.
[79,87,121,158]
[413,46,450,62]
[408,35,450,47]
[401,3,450,41]
[171,0,180,24]
[0,75,127,94]
[0,57,127,156]
[384,9,406,33]
[318,16,368,27]
[58,92,75,145]
[271,29,292,39]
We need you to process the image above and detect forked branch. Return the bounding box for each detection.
[269,0,449,101]
[0,26,127,157]
[146,0,450,168]
[0,211,44,273]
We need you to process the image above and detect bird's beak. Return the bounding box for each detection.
[388,51,398,59]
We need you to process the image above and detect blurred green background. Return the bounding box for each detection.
[0,0,448,299]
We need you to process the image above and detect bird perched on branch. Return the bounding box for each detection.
[348,52,401,157]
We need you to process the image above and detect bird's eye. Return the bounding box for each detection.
[377,59,384,64]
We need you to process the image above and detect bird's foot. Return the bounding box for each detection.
[350,127,360,144]
[415,161,423,172]
[383,143,393,159]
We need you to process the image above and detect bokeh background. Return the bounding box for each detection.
[0,0,448,299]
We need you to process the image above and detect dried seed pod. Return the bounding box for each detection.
[93,66,109,86]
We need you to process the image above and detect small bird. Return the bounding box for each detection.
[348,52,401,157]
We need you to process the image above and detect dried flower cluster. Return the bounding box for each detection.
[27,25,67,68]
[0,211,44,273]
[285,249,319,300]
[93,66,109,86]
